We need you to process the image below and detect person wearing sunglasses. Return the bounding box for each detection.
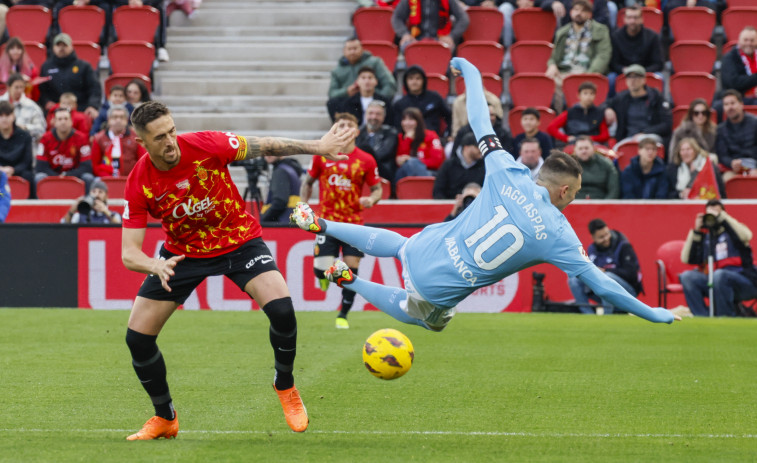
[669,98,717,159]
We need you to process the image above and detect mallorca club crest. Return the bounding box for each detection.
[196,165,208,181]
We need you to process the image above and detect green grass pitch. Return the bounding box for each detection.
[1,309,756,462]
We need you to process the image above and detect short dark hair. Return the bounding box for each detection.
[706,199,724,210]
[588,218,607,235]
[574,135,593,145]
[578,81,597,94]
[625,4,641,14]
[0,100,13,116]
[6,73,25,88]
[54,106,71,116]
[538,151,583,183]
[572,0,592,13]
[521,107,541,120]
[638,137,658,149]
[109,85,126,96]
[460,132,477,147]
[722,89,743,103]
[520,136,540,150]
[131,101,171,134]
[334,112,359,125]
[357,66,377,79]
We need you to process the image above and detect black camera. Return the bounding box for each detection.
[702,213,718,229]
[77,195,96,215]
[461,194,476,211]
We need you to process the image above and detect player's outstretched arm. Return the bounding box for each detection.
[243,123,352,161]
[578,266,679,324]
[449,58,495,142]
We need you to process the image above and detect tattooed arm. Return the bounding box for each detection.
[242,123,352,161]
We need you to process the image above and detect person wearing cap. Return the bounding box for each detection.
[62,179,121,224]
[38,33,101,120]
[433,131,484,199]
[679,199,757,317]
[604,63,672,146]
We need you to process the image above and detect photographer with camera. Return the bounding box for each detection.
[443,182,480,222]
[433,132,484,200]
[679,199,757,317]
[259,155,303,224]
[62,179,121,224]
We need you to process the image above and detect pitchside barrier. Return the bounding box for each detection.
[1,200,756,310]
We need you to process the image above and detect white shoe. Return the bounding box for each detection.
[290,202,323,233]
[157,47,170,62]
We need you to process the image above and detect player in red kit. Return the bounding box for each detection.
[121,101,351,440]
[300,113,383,329]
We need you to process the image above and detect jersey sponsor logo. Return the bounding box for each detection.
[172,197,214,219]
[176,179,190,190]
[51,154,75,169]
[328,173,352,188]
[445,237,477,286]
[245,254,274,269]
[477,134,502,157]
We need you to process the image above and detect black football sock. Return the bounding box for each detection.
[263,297,297,390]
[126,328,175,420]
[338,268,359,318]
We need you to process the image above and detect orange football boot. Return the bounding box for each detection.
[274,385,309,432]
[126,413,179,441]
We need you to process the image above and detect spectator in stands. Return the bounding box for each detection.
[620,137,668,199]
[515,137,543,180]
[573,135,619,199]
[604,64,671,145]
[545,0,612,113]
[395,107,444,182]
[92,85,134,136]
[391,0,470,50]
[679,199,757,317]
[336,67,394,126]
[539,0,612,29]
[498,0,533,50]
[669,98,716,157]
[0,38,38,90]
[259,156,303,224]
[1,73,46,146]
[113,0,170,62]
[450,89,502,140]
[513,107,553,158]
[54,0,113,48]
[62,179,121,224]
[38,33,101,120]
[0,171,9,222]
[393,65,451,137]
[327,38,397,121]
[126,79,152,109]
[451,102,513,159]
[568,218,643,314]
[91,105,146,178]
[355,100,398,183]
[356,0,399,7]
[35,107,94,189]
[608,4,664,97]
[443,181,480,222]
[721,26,757,107]
[547,81,610,145]
[0,100,34,189]
[716,90,757,182]
[433,132,484,199]
[666,137,724,200]
[46,92,92,136]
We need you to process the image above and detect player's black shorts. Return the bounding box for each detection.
[314,234,364,258]
[137,237,279,304]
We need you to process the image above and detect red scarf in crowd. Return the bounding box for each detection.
[739,49,757,98]
[408,0,451,38]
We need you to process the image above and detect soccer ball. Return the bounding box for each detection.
[362,328,414,380]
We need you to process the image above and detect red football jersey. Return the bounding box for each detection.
[308,146,379,224]
[123,131,260,258]
[37,130,92,173]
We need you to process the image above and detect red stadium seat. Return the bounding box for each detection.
[744,105,757,117]
[21,41,47,69]
[613,140,665,171]
[508,106,555,137]
[722,7,757,42]
[105,73,151,95]
[403,40,452,75]
[352,7,395,42]
[725,177,757,199]
[456,41,504,75]
[7,5,52,43]
[113,5,160,42]
[508,73,554,108]
[36,176,86,200]
[425,73,449,99]
[108,40,155,76]
[722,40,737,56]
[728,0,755,5]
[463,6,504,42]
[455,73,502,97]
[509,40,553,74]
[396,176,434,199]
[562,73,609,107]
[361,177,391,200]
[615,72,663,94]
[361,40,398,72]
[656,240,695,308]
[6,176,30,200]
[512,8,555,41]
[73,41,101,70]
[58,5,106,43]
[668,7,716,41]
[617,7,663,34]
[669,41,716,73]
[101,176,128,199]
[672,105,717,129]
[669,72,716,105]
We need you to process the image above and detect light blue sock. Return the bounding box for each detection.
[346,277,427,329]
[323,220,407,258]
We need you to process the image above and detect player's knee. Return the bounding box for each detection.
[125,328,158,361]
[263,297,297,334]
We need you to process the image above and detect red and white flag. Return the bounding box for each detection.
[688,156,721,200]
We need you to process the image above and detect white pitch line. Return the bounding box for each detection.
[0,429,756,439]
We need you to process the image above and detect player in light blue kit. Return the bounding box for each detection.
[291,58,679,331]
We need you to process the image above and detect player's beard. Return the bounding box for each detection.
[163,147,180,167]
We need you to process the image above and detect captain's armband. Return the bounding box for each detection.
[477,135,503,157]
